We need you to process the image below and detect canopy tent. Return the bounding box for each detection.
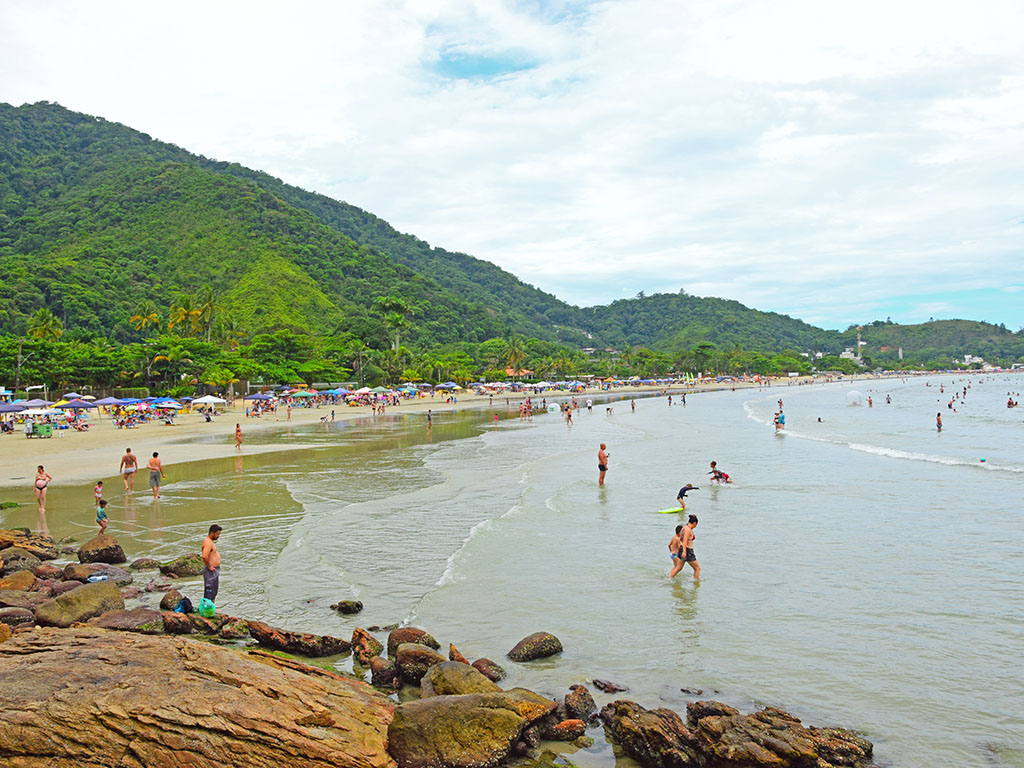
[192,395,227,405]
[354,387,372,394]
[159,401,186,410]
[58,399,98,409]
[0,402,25,413]
[52,399,70,406]
[435,382,459,390]
[19,398,53,407]
[62,392,84,399]
[369,386,391,394]
[93,397,125,406]
[290,391,315,398]
[21,408,62,416]
[244,393,274,401]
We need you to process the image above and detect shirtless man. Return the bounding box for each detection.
[119,448,138,491]
[202,524,222,603]
[147,452,165,499]
[598,443,609,486]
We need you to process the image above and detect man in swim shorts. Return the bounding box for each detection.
[598,443,609,486]
[119,448,138,492]
[147,452,165,499]
[202,524,222,602]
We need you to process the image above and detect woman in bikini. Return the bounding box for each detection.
[34,465,52,513]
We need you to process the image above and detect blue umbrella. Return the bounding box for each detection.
[244,393,274,401]
[0,402,25,413]
[93,397,125,406]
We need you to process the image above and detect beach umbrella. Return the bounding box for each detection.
[58,398,98,409]
[335,388,352,395]
[161,401,186,410]
[244,393,274,401]
[0,402,25,413]
[62,392,83,399]
[93,397,125,406]
[193,394,227,405]
[355,386,371,394]
[369,386,391,394]
[81,394,96,400]
[291,391,315,398]
[20,398,53,407]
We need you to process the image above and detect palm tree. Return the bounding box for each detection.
[503,334,527,376]
[168,295,202,337]
[154,345,194,382]
[372,296,414,351]
[196,287,223,342]
[129,301,161,335]
[213,316,246,350]
[27,307,64,340]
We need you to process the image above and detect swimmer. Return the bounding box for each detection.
[676,483,699,510]
[597,443,609,486]
[708,461,731,484]
[936,413,942,431]
[631,400,636,412]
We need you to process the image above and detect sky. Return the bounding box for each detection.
[2,0,1023,330]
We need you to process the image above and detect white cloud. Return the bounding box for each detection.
[2,0,1023,329]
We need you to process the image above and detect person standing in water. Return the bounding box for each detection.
[676,484,699,510]
[34,465,52,513]
[598,443,609,486]
[202,524,223,603]
[936,413,942,431]
[668,525,685,578]
[235,423,242,450]
[95,499,109,534]
[147,452,165,499]
[119,448,138,492]
[679,515,700,578]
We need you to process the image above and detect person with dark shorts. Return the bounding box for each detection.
[202,524,222,601]
[677,484,699,509]
[598,443,609,486]
[680,515,700,578]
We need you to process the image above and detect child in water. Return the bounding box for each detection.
[96,499,109,534]
[708,461,732,484]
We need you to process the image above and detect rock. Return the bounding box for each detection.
[219,617,250,639]
[420,661,502,698]
[548,719,586,740]
[62,562,133,585]
[395,642,446,683]
[0,627,395,768]
[33,563,63,580]
[352,627,384,666]
[189,614,227,634]
[0,529,58,560]
[593,678,628,693]
[120,586,144,599]
[77,533,127,564]
[159,588,184,612]
[471,657,507,682]
[248,620,351,657]
[687,701,875,768]
[0,623,10,645]
[61,545,79,555]
[88,607,165,634]
[369,655,400,689]
[130,557,161,570]
[565,684,597,720]
[449,643,469,664]
[508,631,563,662]
[575,735,595,748]
[145,575,173,592]
[387,626,440,657]
[333,599,363,614]
[0,589,47,609]
[600,699,702,768]
[161,611,192,634]
[388,689,557,768]
[34,581,125,628]
[159,553,204,576]
[0,570,36,591]
[51,581,82,596]
[0,546,41,575]
[0,606,35,627]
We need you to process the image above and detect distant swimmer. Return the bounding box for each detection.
[936,413,942,431]
[676,483,699,509]
[886,395,892,404]
[668,395,672,406]
[631,399,636,412]
[598,443,609,486]
[708,461,731,484]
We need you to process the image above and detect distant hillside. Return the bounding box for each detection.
[841,320,1024,364]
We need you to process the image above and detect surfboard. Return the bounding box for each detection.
[657,507,684,514]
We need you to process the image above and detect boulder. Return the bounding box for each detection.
[0,606,35,627]
[88,607,165,634]
[77,533,127,564]
[51,581,83,596]
[160,553,204,576]
[0,622,10,645]
[33,563,63,580]
[333,599,363,614]
[507,631,562,662]
[370,655,400,689]
[388,689,557,768]
[189,614,227,634]
[686,701,875,768]
[161,611,192,634]
[159,588,184,612]
[219,617,251,639]
[471,657,506,682]
[34,581,125,628]
[565,684,597,721]
[62,562,133,585]
[593,678,628,693]
[0,589,47,610]
[600,699,702,768]
[547,719,586,741]
[352,627,384,666]
[248,620,351,657]
[395,642,446,683]
[130,557,161,570]
[0,570,36,591]
[0,529,58,560]
[0,627,396,768]
[120,586,143,600]
[449,643,469,664]
[420,661,502,698]
[0,546,41,576]
[387,626,440,657]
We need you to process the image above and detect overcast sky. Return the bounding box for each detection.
[2,0,1023,329]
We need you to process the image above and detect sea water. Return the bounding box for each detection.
[6,375,1023,768]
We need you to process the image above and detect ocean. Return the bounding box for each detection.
[7,374,1024,768]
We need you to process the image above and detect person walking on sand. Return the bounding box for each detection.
[119,448,138,491]
[34,465,52,513]
[235,423,242,450]
[598,443,609,486]
[96,499,109,534]
[202,524,222,603]
[147,452,165,499]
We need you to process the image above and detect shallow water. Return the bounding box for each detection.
[5,377,1023,768]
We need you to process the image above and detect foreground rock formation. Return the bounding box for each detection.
[0,627,396,768]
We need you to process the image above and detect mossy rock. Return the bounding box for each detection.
[159,553,203,576]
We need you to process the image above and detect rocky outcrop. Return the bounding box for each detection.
[388,626,440,657]
[333,599,363,614]
[547,719,586,740]
[0,589,47,610]
[352,627,385,665]
[565,684,596,721]
[449,643,469,663]
[190,614,228,634]
[600,699,703,768]
[88,607,165,634]
[507,631,563,662]
[472,657,506,682]
[0,529,57,560]
[77,533,127,564]
[0,606,35,627]
[159,588,184,612]
[0,622,10,645]
[130,557,162,570]
[420,661,502,698]
[160,553,204,576]
[33,563,63,580]
[388,689,557,768]
[395,642,446,683]
[0,569,36,591]
[51,581,82,596]
[0,627,396,768]
[219,617,251,639]
[62,562,133,585]
[161,611,192,634]
[687,701,875,768]
[370,655,400,689]
[248,620,351,657]
[0,546,41,575]
[33,581,125,628]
